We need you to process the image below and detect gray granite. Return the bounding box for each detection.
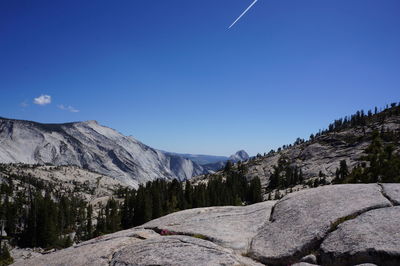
[111,235,262,266]
[320,206,400,266]
[381,183,400,205]
[249,184,391,265]
[143,200,276,251]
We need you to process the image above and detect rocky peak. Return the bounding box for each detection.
[83,120,98,125]
[229,150,250,162]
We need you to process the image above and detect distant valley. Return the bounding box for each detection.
[165,150,249,172]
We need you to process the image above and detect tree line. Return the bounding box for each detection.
[115,164,262,230]
[313,102,400,139]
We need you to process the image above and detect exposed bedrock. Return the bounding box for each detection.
[249,184,392,265]
[12,184,400,266]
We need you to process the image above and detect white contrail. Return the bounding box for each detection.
[229,0,258,29]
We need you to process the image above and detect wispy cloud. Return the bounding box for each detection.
[33,95,52,105]
[58,104,79,113]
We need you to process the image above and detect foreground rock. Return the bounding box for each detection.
[142,201,275,251]
[11,228,260,266]
[12,229,160,266]
[10,248,43,263]
[320,206,400,266]
[249,184,392,265]
[111,235,262,266]
[11,184,400,266]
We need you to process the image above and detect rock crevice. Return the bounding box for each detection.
[319,206,400,266]
[379,183,400,205]
[142,201,276,252]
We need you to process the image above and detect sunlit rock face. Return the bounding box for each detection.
[0,117,207,187]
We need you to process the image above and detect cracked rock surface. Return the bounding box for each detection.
[249,184,391,265]
[111,235,262,266]
[142,200,276,251]
[381,183,400,205]
[320,206,400,266]
[12,184,400,266]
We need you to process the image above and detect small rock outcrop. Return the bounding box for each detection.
[12,184,400,266]
[300,254,318,264]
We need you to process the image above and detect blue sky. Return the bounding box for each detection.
[1,0,400,156]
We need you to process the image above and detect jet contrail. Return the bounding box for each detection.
[229,0,258,29]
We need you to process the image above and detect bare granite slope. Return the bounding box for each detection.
[248,115,399,189]
[192,115,400,192]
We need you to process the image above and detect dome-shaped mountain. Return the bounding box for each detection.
[229,150,250,162]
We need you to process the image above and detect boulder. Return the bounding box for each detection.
[320,206,400,266]
[300,254,317,264]
[111,235,262,266]
[249,184,391,265]
[142,201,276,251]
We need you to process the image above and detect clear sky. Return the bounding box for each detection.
[1,0,400,156]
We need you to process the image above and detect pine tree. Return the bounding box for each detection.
[333,160,349,183]
[0,242,13,266]
[151,184,162,219]
[184,181,193,209]
[95,207,106,236]
[86,205,93,240]
[248,177,262,203]
[224,161,233,173]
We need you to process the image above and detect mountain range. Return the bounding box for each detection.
[0,117,248,187]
